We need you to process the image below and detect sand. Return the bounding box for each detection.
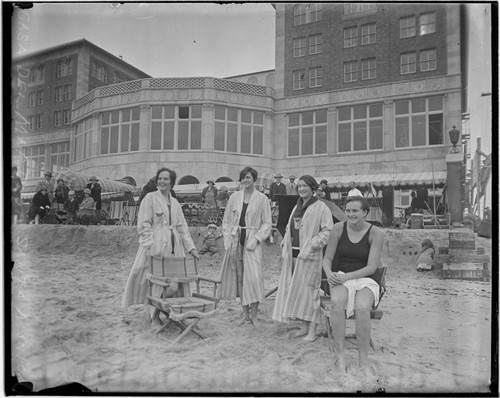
[9,225,493,393]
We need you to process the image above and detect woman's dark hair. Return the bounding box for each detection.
[345,195,370,215]
[298,175,319,192]
[421,238,434,250]
[155,167,177,187]
[239,167,258,182]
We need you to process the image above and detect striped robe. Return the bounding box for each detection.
[272,199,333,324]
[218,189,272,306]
[122,190,196,308]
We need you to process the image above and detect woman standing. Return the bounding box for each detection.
[201,180,218,208]
[322,196,385,372]
[122,167,199,328]
[219,167,272,326]
[272,175,333,341]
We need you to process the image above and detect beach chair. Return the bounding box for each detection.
[146,256,221,344]
[123,205,139,226]
[109,201,127,225]
[320,266,387,351]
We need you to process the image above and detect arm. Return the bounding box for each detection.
[310,204,334,249]
[254,195,272,244]
[322,222,342,281]
[137,194,154,248]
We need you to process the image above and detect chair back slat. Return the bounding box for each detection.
[149,256,197,282]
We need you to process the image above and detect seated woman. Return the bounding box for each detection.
[30,185,51,224]
[272,175,333,341]
[416,238,434,271]
[78,188,95,223]
[122,167,199,329]
[322,196,385,373]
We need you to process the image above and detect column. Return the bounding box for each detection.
[383,100,394,150]
[327,106,336,155]
[90,112,100,158]
[202,103,215,151]
[139,104,150,152]
[446,153,463,223]
[264,110,274,159]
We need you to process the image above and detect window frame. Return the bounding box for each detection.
[400,52,417,74]
[361,58,376,80]
[293,37,306,58]
[419,12,436,36]
[344,26,358,48]
[400,16,416,38]
[292,70,306,90]
[361,23,376,45]
[309,33,323,55]
[309,67,323,88]
[344,61,359,83]
[54,111,62,127]
[287,109,328,157]
[420,48,437,71]
[294,3,322,26]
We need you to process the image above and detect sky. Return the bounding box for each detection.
[11,2,276,78]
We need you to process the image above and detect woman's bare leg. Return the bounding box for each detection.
[330,284,348,371]
[303,321,317,341]
[354,288,375,370]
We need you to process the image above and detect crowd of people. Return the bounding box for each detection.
[121,166,385,373]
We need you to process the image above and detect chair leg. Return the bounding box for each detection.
[155,318,172,335]
[172,319,200,344]
[325,314,334,352]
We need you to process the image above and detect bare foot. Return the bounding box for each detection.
[235,318,251,326]
[291,327,308,338]
[250,317,261,327]
[302,333,318,342]
[358,361,377,377]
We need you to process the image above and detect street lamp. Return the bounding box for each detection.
[449,126,461,153]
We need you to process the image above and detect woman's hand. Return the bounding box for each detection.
[328,272,347,286]
[190,249,200,259]
[246,237,258,251]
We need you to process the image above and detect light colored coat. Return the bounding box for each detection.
[272,199,333,324]
[286,182,298,195]
[122,190,195,308]
[218,189,272,305]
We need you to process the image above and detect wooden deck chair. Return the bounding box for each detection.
[146,256,221,344]
[123,205,139,226]
[320,266,387,351]
[109,201,127,225]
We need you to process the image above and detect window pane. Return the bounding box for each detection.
[302,127,313,155]
[111,111,119,124]
[101,128,109,154]
[241,109,252,123]
[131,107,140,120]
[178,121,189,149]
[369,103,383,118]
[353,121,367,151]
[215,106,225,120]
[353,105,366,120]
[302,111,313,125]
[110,126,119,153]
[395,117,409,148]
[241,125,251,154]
[395,101,409,115]
[369,120,383,149]
[164,121,175,149]
[315,109,327,124]
[227,123,238,152]
[338,124,352,152]
[412,115,426,146]
[429,114,443,145]
[122,109,130,122]
[179,106,189,119]
[214,121,225,150]
[102,112,110,125]
[131,124,139,151]
[191,121,201,149]
[164,106,175,119]
[428,96,443,111]
[151,122,162,150]
[412,98,426,113]
[253,126,263,155]
[227,108,238,122]
[288,128,300,156]
[315,125,327,154]
[121,124,130,152]
[289,113,300,127]
[338,108,351,121]
[254,111,264,125]
[191,105,202,118]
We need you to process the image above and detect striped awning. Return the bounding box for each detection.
[316,171,447,189]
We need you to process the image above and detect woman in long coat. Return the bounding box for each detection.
[219,167,272,327]
[122,167,199,327]
[272,175,333,341]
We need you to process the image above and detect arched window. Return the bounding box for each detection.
[56,60,64,78]
[178,175,200,185]
[66,58,73,76]
[294,3,322,26]
[265,73,275,88]
[114,72,122,84]
[215,176,233,183]
[247,76,258,85]
[90,61,99,79]
[37,65,45,82]
[98,65,108,83]
[29,66,37,83]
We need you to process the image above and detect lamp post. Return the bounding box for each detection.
[449,125,461,153]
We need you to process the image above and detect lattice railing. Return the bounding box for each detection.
[148,78,207,89]
[73,91,95,109]
[99,81,142,97]
[214,79,268,96]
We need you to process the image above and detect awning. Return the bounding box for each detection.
[316,171,447,189]
[174,181,240,196]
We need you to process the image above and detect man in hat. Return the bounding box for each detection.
[319,179,331,201]
[286,175,298,195]
[37,171,54,204]
[269,173,287,202]
[87,176,102,224]
[201,179,218,208]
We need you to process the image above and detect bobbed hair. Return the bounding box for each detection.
[345,195,370,215]
[155,167,177,188]
[298,175,319,192]
[239,167,258,182]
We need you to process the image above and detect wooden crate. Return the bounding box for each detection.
[441,262,489,281]
[449,231,476,250]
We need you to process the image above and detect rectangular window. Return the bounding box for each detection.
[74,118,93,162]
[309,67,322,87]
[395,96,444,148]
[420,49,437,71]
[22,145,45,179]
[37,91,43,105]
[287,109,327,157]
[344,26,358,48]
[400,16,416,38]
[401,52,416,74]
[293,70,306,90]
[293,37,306,57]
[64,85,72,101]
[337,103,383,153]
[49,141,70,173]
[361,58,376,80]
[55,86,64,102]
[344,3,376,14]
[28,116,33,130]
[344,61,358,82]
[35,114,42,129]
[101,107,140,155]
[63,110,71,125]
[419,12,436,35]
[309,34,323,54]
[361,23,376,45]
[28,92,35,107]
[54,111,62,127]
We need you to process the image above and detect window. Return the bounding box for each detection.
[309,34,323,54]
[28,92,35,107]
[101,107,140,154]
[74,118,93,162]
[151,105,202,151]
[400,52,416,74]
[55,86,64,102]
[361,23,376,45]
[344,61,358,82]
[419,12,436,35]
[344,26,358,48]
[56,58,73,77]
[214,106,238,152]
[98,66,108,83]
[293,37,306,58]
[22,145,45,178]
[114,72,123,84]
[293,70,306,90]
[288,109,327,157]
[29,65,45,83]
[240,109,264,155]
[64,85,72,101]
[420,49,436,71]
[29,66,36,83]
[49,142,70,173]
[294,3,322,26]
[395,96,444,148]
[309,67,322,87]
[91,61,98,79]
[362,58,376,80]
[400,16,416,38]
[338,103,383,153]
[35,114,42,129]
[344,3,376,14]
[27,116,33,130]
[37,91,43,105]
[54,111,62,127]
[63,110,71,125]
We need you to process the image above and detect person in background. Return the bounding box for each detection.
[286,175,298,195]
[319,179,331,201]
[79,188,95,210]
[138,176,176,207]
[416,239,435,271]
[273,175,333,341]
[199,223,223,256]
[87,176,102,224]
[54,178,69,205]
[201,180,218,208]
[216,185,230,208]
[347,181,363,198]
[30,185,51,224]
[269,173,287,202]
[64,190,79,224]
[37,171,54,204]
[219,167,272,327]
[12,166,23,224]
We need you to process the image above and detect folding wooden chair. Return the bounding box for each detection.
[146,256,221,344]
[321,267,387,351]
[109,201,127,225]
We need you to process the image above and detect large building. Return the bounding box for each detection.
[12,4,469,222]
